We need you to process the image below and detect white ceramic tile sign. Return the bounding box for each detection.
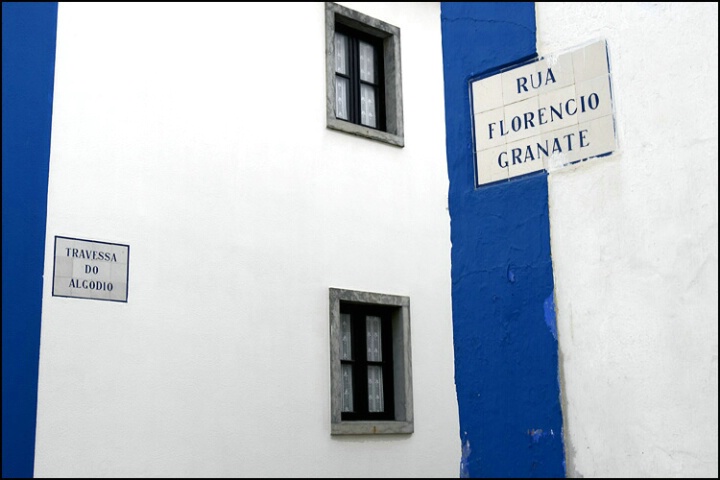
[471,39,617,187]
[52,236,129,302]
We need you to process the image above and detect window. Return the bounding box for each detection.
[325,2,404,147]
[334,25,384,131]
[329,288,413,435]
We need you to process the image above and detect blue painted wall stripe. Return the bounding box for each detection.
[440,3,566,477]
[2,3,58,478]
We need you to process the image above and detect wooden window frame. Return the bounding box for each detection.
[334,24,386,131]
[340,302,395,421]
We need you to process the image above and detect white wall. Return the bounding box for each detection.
[35,2,459,477]
[537,3,718,477]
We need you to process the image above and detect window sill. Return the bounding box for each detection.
[331,420,414,435]
[327,117,404,148]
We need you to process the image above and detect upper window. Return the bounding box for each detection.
[329,288,413,435]
[325,2,404,147]
[334,25,384,131]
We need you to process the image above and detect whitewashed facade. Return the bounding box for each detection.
[33,2,460,477]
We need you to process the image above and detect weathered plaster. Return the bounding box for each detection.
[537,2,719,477]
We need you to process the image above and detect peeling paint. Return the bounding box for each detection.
[459,433,472,478]
[529,428,556,443]
[544,293,558,339]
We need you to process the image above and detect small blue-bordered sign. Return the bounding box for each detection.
[52,236,129,302]
[471,39,617,187]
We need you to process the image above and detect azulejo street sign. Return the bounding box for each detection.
[471,39,617,187]
[52,236,129,302]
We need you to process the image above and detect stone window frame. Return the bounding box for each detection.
[329,287,414,435]
[325,2,405,147]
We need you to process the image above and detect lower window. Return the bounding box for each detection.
[329,288,413,435]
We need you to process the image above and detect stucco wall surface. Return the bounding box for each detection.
[537,3,718,477]
[34,2,459,477]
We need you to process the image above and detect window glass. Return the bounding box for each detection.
[335,33,348,75]
[336,77,349,120]
[359,41,375,83]
[360,84,377,127]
